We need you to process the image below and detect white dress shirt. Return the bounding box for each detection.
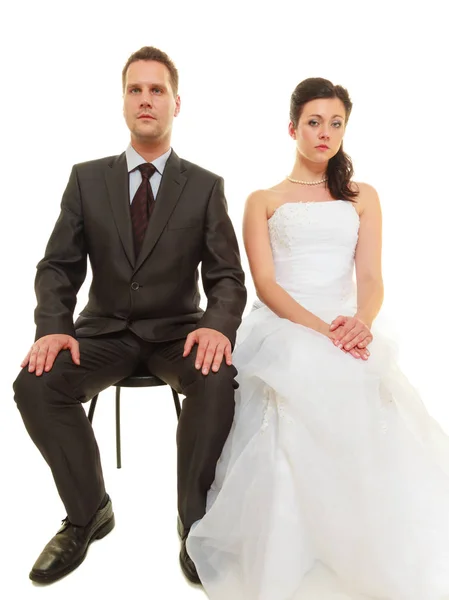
[125,144,172,202]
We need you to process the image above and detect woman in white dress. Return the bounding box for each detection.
[186,78,449,600]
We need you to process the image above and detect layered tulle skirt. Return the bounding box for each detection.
[187,304,449,600]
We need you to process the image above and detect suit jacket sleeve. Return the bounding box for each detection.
[34,166,87,340]
[195,177,247,347]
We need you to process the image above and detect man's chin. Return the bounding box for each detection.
[132,129,161,143]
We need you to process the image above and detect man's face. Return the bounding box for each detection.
[123,60,180,144]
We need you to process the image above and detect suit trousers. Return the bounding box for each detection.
[13,330,237,528]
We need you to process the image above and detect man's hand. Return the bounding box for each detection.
[183,328,232,375]
[21,334,80,376]
[330,315,372,353]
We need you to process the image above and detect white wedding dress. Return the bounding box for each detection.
[187,201,449,600]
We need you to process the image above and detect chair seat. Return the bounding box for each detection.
[113,367,167,388]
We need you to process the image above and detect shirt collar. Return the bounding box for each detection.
[125,144,172,175]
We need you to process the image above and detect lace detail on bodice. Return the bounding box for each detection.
[268,202,318,255]
[266,201,360,314]
[268,201,359,254]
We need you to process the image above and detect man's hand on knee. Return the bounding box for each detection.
[183,328,232,375]
[21,334,80,376]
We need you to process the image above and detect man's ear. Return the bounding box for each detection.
[174,95,181,117]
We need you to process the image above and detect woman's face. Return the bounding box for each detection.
[289,97,347,164]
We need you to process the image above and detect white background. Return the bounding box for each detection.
[0,0,448,598]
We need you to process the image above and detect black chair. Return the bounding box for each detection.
[87,367,181,469]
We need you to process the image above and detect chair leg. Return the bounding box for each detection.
[88,394,99,423]
[116,387,122,469]
[171,388,181,419]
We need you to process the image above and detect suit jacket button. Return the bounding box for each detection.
[131,282,139,290]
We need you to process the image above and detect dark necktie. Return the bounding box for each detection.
[130,163,157,258]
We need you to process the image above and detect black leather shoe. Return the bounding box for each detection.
[29,498,115,584]
[177,517,201,585]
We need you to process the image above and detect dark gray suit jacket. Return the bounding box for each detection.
[34,150,247,346]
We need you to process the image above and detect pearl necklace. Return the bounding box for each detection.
[287,176,327,186]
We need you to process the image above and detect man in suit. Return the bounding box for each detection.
[13,46,247,585]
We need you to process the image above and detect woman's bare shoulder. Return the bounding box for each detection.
[351,182,380,215]
[246,183,286,219]
[353,181,379,196]
[245,186,284,211]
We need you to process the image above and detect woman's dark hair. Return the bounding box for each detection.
[290,78,358,201]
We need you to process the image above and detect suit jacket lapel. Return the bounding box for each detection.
[105,153,135,268]
[134,150,187,272]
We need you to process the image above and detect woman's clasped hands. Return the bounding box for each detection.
[328,315,373,360]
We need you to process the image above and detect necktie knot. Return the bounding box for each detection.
[138,163,156,180]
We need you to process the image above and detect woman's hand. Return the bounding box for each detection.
[327,327,369,360]
[329,315,373,355]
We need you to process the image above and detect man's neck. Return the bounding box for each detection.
[130,139,171,163]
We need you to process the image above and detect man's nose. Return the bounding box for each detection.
[140,91,153,107]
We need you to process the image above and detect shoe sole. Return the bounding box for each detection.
[179,553,201,585]
[177,519,201,585]
[29,514,115,584]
